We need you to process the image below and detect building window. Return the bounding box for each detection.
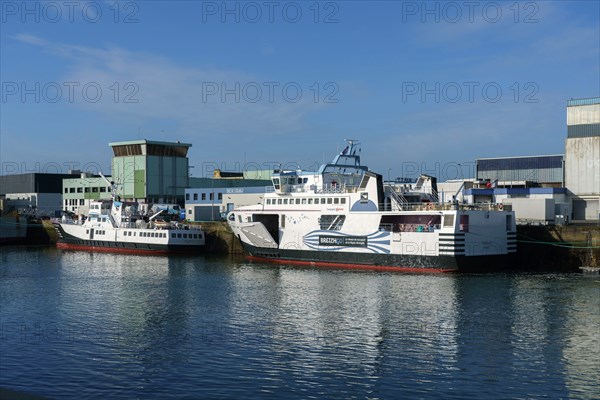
[186,193,190,201]
[92,187,98,192]
[218,193,222,201]
[69,188,75,193]
[85,187,90,193]
[100,187,106,192]
[65,200,68,206]
[193,193,198,201]
[64,188,68,193]
[209,193,214,201]
[202,193,206,200]
[79,199,84,205]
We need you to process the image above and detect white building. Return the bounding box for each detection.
[565,97,600,220]
[185,178,270,221]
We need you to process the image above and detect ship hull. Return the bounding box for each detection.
[240,242,516,273]
[54,223,204,255]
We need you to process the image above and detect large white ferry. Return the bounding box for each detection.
[54,177,205,255]
[228,141,517,272]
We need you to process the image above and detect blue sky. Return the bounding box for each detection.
[1,0,598,180]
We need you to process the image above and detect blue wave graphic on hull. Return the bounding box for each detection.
[303,230,391,254]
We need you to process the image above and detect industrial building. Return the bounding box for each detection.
[0,173,79,215]
[185,177,271,221]
[109,139,192,205]
[564,97,600,220]
[62,173,112,215]
[475,155,564,187]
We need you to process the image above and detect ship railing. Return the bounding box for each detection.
[315,184,357,194]
[384,202,506,212]
[378,223,441,232]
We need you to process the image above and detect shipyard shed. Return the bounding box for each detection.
[0,173,80,215]
[476,155,564,187]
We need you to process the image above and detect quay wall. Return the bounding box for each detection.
[516,225,600,271]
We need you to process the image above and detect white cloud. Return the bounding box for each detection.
[11,34,326,140]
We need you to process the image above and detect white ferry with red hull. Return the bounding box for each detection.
[228,141,517,272]
[54,175,205,255]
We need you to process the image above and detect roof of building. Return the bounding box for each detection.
[567,97,600,107]
[108,139,192,147]
[188,177,271,189]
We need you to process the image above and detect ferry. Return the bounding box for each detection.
[227,141,517,272]
[54,176,205,254]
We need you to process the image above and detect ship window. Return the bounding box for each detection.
[327,198,333,204]
[341,198,346,204]
[133,232,136,236]
[320,215,346,230]
[302,198,307,204]
[266,199,271,205]
[308,199,313,204]
[303,178,308,183]
[238,215,242,222]
[277,199,282,205]
[443,215,455,228]
[171,233,176,238]
[186,194,190,200]
[320,198,326,204]
[334,198,339,204]
[177,233,182,238]
[283,199,288,205]
[506,215,512,231]
[86,229,89,234]
[296,199,301,204]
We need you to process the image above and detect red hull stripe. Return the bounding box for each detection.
[56,242,183,255]
[246,255,455,273]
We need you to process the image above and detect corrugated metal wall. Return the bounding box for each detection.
[476,156,563,183]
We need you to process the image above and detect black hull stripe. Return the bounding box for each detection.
[241,243,516,272]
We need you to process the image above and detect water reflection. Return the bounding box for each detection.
[0,248,598,399]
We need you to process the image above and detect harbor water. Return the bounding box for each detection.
[1,247,599,399]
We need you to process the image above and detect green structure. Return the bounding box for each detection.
[109,140,192,204]
[62,174,112,215]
